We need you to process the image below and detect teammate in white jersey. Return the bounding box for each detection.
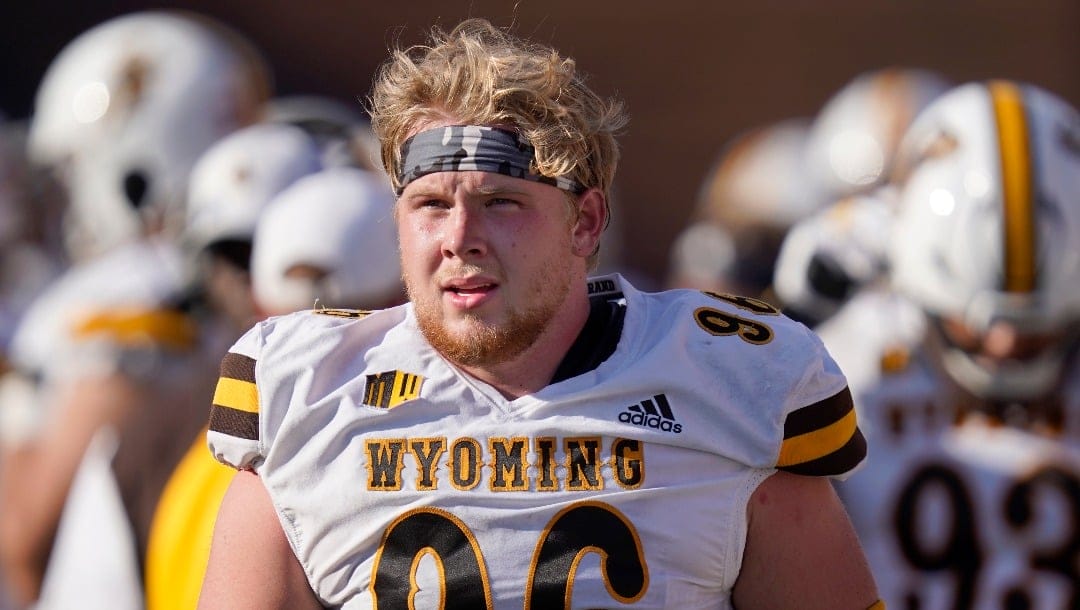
[200,19,880,609]
[0,12,272,607]
[829,81,1080,610]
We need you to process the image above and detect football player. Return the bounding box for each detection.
[199,19,880,609]
[250,166,403,316]
[0,119,65,373]
[142,120,326,610]
[772,68,951,326]
[148,165,406,610]
[263,94,385,173]
[0,12,271,608]
[831,80,1080,610]
[666,118,823,302]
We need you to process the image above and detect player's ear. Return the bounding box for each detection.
[570,187,606,258]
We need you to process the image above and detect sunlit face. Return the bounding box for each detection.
[396,168,585,367]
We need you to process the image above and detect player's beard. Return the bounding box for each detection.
[408,261,573,368]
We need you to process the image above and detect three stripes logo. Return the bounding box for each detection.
[362,370,424,409]
[619,394,682,433]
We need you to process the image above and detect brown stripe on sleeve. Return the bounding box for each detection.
[209,405,259,441]
[783,387,854,439]
[778,427,867,477]
[220,352,256,383]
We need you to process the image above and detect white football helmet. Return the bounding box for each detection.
[805,68,951,201]
[889,80,1080,400]
[674,119,823,296]
[184,122,323,257]
[264,95,382,172]
[772,188,895,325]
[251,167,401,315]
[28,11,270,260]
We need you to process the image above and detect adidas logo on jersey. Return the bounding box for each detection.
[619,394,681,433]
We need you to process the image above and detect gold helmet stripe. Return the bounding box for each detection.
[989,80,1036,293]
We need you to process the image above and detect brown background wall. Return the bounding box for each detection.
[2,1,1077,282]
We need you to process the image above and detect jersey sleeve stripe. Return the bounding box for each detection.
[209,352,259,440]
[777,426,867,476]
[212,377,259,414]
[782,387,854,439]
[219,352,256,383]
[777,407,857,468]
[209,405,259,441]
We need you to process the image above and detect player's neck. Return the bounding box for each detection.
[458,292,592,400]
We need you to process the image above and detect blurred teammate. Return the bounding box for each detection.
[146,164,402,610]
[0,120,65,369]
[773,68,950,325]
[200,19,878,609]
[182,122,324,333]
[0,12,270,608]
[251,166,403,316]
[666,119,821,302]
[831,81,1080,610]
[141,120,324,610]
[0,116,65,610]
[264,94,384,172]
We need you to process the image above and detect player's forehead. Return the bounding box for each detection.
[401,168,547,199]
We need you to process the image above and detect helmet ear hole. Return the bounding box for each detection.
[123,169,150,209]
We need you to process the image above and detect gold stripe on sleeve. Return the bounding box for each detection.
[777,408,857,468]
[211,377,259,414]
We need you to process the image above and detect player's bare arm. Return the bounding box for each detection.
[0,373,137,604]
[733,471,879,610]
[198,470,323,610]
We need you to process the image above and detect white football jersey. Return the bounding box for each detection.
[9,238,190,385]
[2,238,207,441]
[827,296,1080,610]
[208,274,866,609]
[1,237,223,600]
[814,288,926,401]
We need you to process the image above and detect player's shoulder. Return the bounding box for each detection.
[633,283,826,363]
[259,303,404,344]
[228,303,409,375]
[209,304,410,470]
[624,282,864,477]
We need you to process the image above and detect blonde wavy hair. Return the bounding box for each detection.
[369,19,628,207]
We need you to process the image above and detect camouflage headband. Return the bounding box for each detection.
[396,125,586,195]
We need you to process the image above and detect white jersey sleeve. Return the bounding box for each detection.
[677,289,865,478]
[207,308,382,471]
[206,321,264,470]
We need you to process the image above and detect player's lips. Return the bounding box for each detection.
[442,276,499,309]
